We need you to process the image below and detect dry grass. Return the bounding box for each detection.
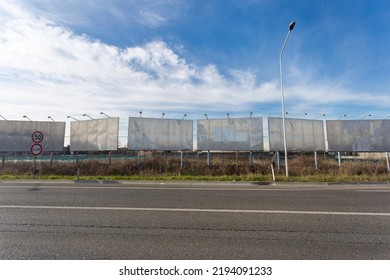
[1,154,389,182]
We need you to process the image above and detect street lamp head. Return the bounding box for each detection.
[289,21,296,31]
[100,112,111,118]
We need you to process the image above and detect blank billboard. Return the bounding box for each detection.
[70,118,119,151]
[197,117,263,151]
[128,118,193,150]
[268,118,325,152]
[327,120,390,152]
[0,120,65,152]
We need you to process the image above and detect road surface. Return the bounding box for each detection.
[0,180,389,259]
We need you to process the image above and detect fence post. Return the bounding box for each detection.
[338,152,341,167]
[271,163,276,182]
[1,152,5,169]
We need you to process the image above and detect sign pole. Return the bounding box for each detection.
[180,151,184,170]
[32,157,37,179]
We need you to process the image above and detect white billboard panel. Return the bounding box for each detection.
[128,118,193,150]
[268,118,325,151]
[70,118,119,151]
[0,120,65,152]
[327,120,390,152]
[197,117,263,151]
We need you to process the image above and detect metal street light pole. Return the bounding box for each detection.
[0,114,7,120]
[315,113,326,119]
[67,116,79,121]
[279,21,295,177]
[83,114,94,120]
[48,116,55,122]
[361,113,371,120]
[337,114,347,120]
[23,115,32,121]
[100,112,111,118]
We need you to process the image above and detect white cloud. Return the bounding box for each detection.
[0,2,275,122]
[1,0,389,127]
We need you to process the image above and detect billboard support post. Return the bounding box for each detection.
[314,151,318,170]
[249,151,253,167]
[50,152,54,168]
[386,152,390,172]
[76,165,80,180]
[207,150,211,166]
[276,151,280,172]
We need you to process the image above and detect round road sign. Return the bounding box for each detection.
[31,143,43,156]
[32,131,44,143]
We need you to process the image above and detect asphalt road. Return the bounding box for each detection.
[0,180,389,259]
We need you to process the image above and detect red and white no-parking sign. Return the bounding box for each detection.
[31,143,43,156]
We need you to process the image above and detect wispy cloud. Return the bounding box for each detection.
[139,11,167,27]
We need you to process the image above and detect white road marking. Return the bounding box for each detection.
[1,205,389,216]
[354,190,390,192]
[0,185,313,191]
[1,185,389,192]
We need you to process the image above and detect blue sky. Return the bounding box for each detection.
[1,0,389,145]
